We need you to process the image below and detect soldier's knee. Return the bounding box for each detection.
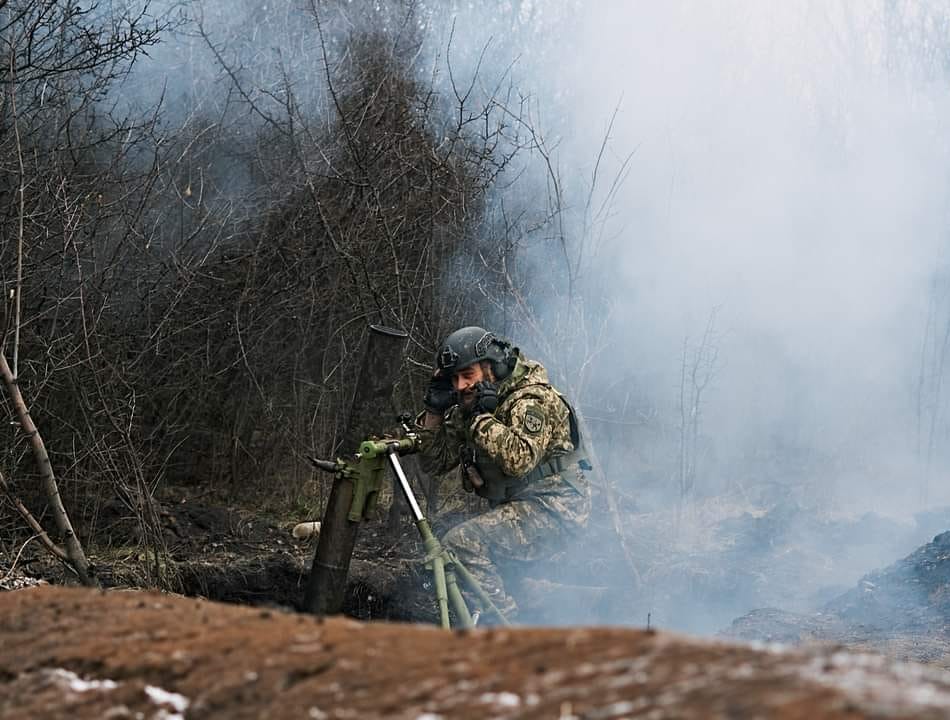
[441,521,484,555]
[441,526,461,550]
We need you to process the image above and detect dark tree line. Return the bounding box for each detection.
[0,0,570,583]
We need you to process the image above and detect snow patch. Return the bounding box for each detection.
[145,684,191,720]
[747,639,790,654]
[47,668,119,693]
[478,691,521,707]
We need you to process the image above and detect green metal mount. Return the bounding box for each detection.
[341,436,420,522]
[308,430,509,629]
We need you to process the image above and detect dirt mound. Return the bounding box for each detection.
[723,530,950,667]
[611,501,940,635]
[823,530,950,632]
[5,587,950,719]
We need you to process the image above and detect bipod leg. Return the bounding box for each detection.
[385,448,475,629]
[444,567,473,628]
[449,552,511,627]
[428,554,452,629]
[421,526,476,628]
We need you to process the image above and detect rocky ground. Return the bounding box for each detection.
[5,586,950,720]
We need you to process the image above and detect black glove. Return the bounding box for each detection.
[472,381,499,414]
[424,373,456,413]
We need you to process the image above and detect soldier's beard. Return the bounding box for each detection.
[458,388,477,413]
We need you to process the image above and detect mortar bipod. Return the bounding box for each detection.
[307,433,510,629]
[383,446,510,629]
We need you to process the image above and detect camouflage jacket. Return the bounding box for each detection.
[417,352,588,504]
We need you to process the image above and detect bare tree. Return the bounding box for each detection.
[0,353,93,584]
[0,0,640,595]
[915,271,950,505]
[0,0,164,579]
[676,307,722,503]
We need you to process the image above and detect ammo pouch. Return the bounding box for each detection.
[523,454,568,484]
[478,474,528,503]
[524,452,587,497]
[481,453,585,504]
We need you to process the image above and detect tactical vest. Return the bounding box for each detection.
[463,384,589,504]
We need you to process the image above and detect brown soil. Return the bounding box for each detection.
[4,586,950,719]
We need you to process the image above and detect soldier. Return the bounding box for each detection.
[416,326,591,623]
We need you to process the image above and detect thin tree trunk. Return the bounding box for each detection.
[0,469,69,564]
[0,351,95,586]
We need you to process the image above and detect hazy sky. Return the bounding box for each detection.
[531,1,950,513]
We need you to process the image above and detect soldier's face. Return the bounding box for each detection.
[452,363,488,407]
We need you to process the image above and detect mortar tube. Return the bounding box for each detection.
[303,324,408,616]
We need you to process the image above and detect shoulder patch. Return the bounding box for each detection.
[523,407,545,434]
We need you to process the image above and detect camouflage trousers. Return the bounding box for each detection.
[441,474,590,623]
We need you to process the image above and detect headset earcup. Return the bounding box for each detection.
[491,341,516,380]
[492,359,509,380]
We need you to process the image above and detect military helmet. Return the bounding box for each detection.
[436,326,515,379]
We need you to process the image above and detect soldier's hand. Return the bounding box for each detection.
[472,381,499,414]
[424,372,456,414]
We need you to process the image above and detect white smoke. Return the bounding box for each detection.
[522,1,950,513]
[429,0,950,630]
[117,0,950,630]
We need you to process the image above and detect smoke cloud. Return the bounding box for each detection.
[475,1,950,514]
[118,0,950,631]
[430,0,950,630]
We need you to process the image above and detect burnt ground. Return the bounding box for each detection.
[1,490,635,626]
[723,530,950,668]
[5,586,950,720]
[627,502,950,635]
[1,494,441,622]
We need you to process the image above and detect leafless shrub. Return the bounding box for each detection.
[0,0,620,587]
[0,0,166,581]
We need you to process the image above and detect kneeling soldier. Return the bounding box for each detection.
[416,326,591,622]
